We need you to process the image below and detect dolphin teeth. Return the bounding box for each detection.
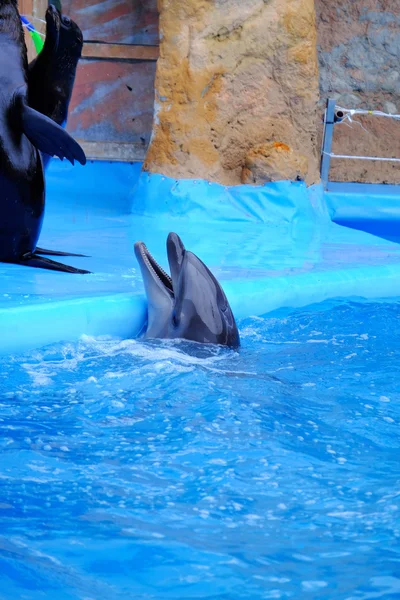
[139,243,173,291]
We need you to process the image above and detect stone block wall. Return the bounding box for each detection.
[316,0,400,183]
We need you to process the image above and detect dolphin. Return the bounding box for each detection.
[134,233,240,348]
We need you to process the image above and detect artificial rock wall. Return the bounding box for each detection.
[145,0,399,186]
[144,0,320,186]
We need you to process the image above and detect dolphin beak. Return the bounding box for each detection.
[134,241,174,338]
[134,241,173,296]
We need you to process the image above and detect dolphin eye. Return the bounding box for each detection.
[63,16,71,26]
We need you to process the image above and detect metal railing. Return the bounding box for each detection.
[320,99,400,190]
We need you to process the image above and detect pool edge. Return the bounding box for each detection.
[2,263,400,355]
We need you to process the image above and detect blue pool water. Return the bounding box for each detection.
[0,299,399,599]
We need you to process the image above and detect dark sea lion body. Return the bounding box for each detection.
[28,4,83,169]
[0,0,88,273]
[0,2,43,260]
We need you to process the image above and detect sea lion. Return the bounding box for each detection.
[0,0,88,273]
[28,4,83,170]
[25,4,88,260]
[134,233,240,348]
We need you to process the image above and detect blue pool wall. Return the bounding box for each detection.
[325,181,400,242]
[130,169,400,317]
[47,158,400,239]
[1,158,400,356]
[131,171,328,224]
[45,160,143,214]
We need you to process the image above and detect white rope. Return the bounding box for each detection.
[24,15,47,25]
[335,105,400,121]
[324,151,400,162]
[22,23,46,38]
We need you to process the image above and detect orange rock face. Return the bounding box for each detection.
[144,0,320,185]
[241,142,309,184]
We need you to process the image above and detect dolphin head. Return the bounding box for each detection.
[134,233,240,348]
[166,233,240,347]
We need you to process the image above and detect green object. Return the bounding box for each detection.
[31,29,44,54]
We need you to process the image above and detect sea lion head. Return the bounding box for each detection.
[44,4,61,51]
[45,5,83,59]
[59,11,83,59]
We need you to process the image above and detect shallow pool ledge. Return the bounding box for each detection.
[0,294,147,356]
[226,264,400,318]
[2,262,400,356]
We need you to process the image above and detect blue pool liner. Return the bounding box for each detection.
[0,159,399,355]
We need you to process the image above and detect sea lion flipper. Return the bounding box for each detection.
[20,102,86,166]
[19,253,91,274]
[35,247,89,257]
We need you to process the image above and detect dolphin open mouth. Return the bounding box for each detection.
[134,241,173,292]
